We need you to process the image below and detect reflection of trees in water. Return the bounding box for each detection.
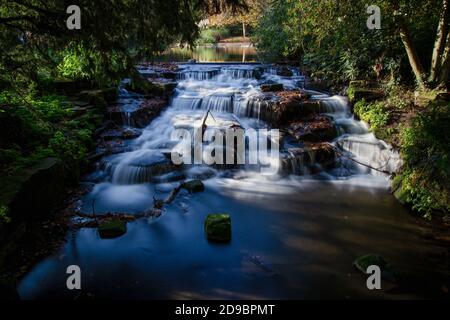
[160,46,257,62]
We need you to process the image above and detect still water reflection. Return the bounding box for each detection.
[158,45,257,62]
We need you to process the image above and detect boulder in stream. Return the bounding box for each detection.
[354,254,388,273]
[98,219,127,239]
[181,179,205,193]
[353,253,397,286]
[204,214,232,242]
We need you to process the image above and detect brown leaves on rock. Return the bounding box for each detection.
[275,90,310,107]
[288,115,337,142]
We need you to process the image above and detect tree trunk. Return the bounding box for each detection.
[438,32,450,86]
[429,0,450,83]
[242,22,246,38]
[392,1,426,89]
[399,24,427,89]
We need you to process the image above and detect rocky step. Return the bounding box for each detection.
[285,115,337,143]
[281,143,336,175]
[107,97,168,128]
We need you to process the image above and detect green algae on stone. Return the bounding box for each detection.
[204,214,231,243]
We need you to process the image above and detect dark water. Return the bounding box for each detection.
[18,179,449,299]
[17,64,449,300]
[157,45,257,62]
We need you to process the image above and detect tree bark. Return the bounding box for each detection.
[429,0,450,83]
[438,32,450,86]
[242,22,246,38]
[392,1,426,89]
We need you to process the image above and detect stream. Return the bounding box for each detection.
[17,63,449,299]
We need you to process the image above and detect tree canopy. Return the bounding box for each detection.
[254,0,449,89]
[0,0,245,88]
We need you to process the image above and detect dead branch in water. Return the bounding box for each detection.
[328,143,393,175]
[73,183,184,228]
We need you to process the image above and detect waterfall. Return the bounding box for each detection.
[89,62,402,210]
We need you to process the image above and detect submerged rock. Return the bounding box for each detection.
[98,219,127,239]
[181,179,205,193]
[353,253,397,286]
[204,214,231,242]
[353,254,388,273]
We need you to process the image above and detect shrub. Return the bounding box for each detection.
[196,28,230,45]
[399,100,450,217]
[354,100,390,131]
[0,205,11,224]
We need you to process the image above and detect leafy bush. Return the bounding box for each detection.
[0,205,11,224]
[399,100,450,216]
[57,44,91,80]
[196,28,230,45]
[57,43,127,87]
[354,100,390,131]
[49,131,87,164]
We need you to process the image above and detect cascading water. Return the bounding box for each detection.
[20,62,448,300]
[78,63,401,214]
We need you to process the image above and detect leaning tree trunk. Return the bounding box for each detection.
[429,0,450,83]
[399,24,427,89]
[242,22,246,38]
[392,1,426,89]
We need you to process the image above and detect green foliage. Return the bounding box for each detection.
[49,131,87,164]
[254,0,300,61]
[196,27,230,45]
[0,205,11,224]
[399,100,450,216]
[254,0,441,84]
[0,89,97,176]
[57,45,91,80]
[354,100,390,131]
[56,43,131,87]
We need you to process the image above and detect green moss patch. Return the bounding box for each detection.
[98,219,127,239]
[204,214,231,243]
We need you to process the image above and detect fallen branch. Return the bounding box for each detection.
[328,143,393,175]
[73,183,185,228]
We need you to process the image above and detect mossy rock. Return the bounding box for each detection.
[204,214,231,242]
[348,86,384,103]
[98,219,127,239]
[181,180,205,193]
[354,254,388,273]
[391,175,408,205]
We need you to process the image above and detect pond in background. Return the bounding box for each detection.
[157,45,257,62]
